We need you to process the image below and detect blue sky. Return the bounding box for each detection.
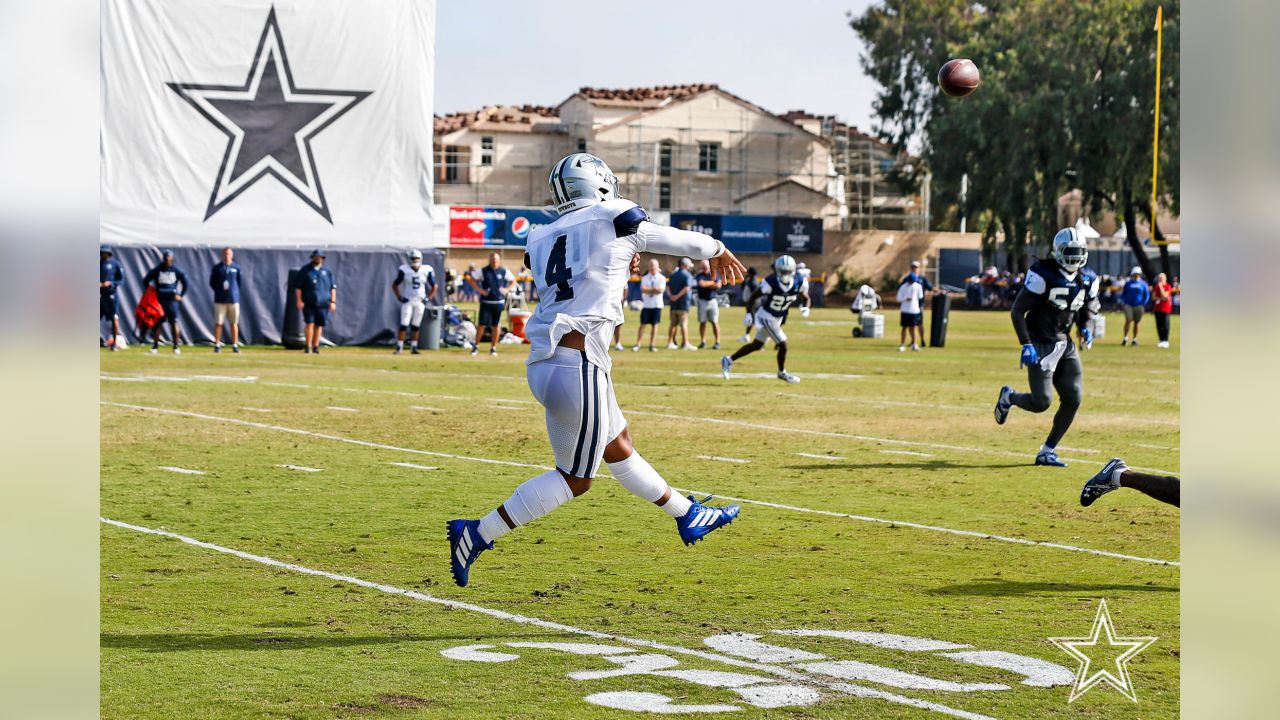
[435,0,880,133]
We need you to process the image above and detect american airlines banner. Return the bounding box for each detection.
[101,0,436,247]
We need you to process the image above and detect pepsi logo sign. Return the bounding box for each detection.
[511,216,531,239]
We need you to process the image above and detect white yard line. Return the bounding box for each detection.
[795,452,846,461]
[100,517,998,720]
[1135,443,1178,451]
[388,462,438,471]
[158,466,205,475]
[624,410,1177,475]
[683,372,866,381]
[240,407,273,413]
[326,406,359,413]
[410,406,443,412]
[278,464,323,473]
[880,450,934,458]
[100,402,1179,566]
[697,455,751,464]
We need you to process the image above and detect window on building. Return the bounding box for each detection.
[435,143,469,184]
[659,182,672,210]
[577,138,588,153]
[480,136,494,166]
[658,141,674,177]
[698,142,719,173]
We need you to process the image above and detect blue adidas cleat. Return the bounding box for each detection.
[1035,449,1067,467]
[446,519,493,587]
[994,385,1013,425]
[721,355,733,380]
[676,496,740,546]
[1081,457,1127,507]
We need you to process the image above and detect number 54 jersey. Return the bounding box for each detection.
[1021,258,1100,344]
[525,198,721,372]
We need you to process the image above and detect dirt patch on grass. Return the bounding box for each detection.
[378,694,432,708]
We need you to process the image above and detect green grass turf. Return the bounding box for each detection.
[101,307,1179,719]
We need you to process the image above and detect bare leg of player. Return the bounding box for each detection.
[1082,458,1180,507]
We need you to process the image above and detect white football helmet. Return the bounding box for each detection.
[774,255,798,284]
[1051,227,1088,271]
[549,153,621,215]
[407,249,423,268]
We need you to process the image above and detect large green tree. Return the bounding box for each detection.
[851,0,1178,275]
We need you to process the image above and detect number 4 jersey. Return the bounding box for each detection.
[524,198,724,372]
[1017,258,1099,344]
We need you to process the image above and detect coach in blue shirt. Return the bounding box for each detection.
[1120,266,1150,346]
[209,247,244,353]
[295,250,336,354]
[666,258,694,349]
[100,246,124,350]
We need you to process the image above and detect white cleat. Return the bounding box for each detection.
[667,342,679,350]
[614,342,624,351]
[777,371,800,384]
[898,345,906,352]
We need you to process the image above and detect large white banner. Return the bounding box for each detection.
[101,0,435,247]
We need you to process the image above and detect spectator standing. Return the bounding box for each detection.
[633,258,666,352]
[208,247,243,353]
[465,252,514,356]
[1151,272,1173,348]
[295,249,336,354]
[100,246,124,351]
[665,258,695,350]
[143,250,189,354]
[896,271,925,352]
[1120,266,1150,346]
[694,259,722,350]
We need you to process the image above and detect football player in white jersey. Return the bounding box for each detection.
[447,153,747,587]
[391,250,436,354]
[721,255,809,383]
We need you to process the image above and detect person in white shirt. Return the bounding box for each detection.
[897,272,925,351]
[633,259,667,352]
[391,249,436,354]
[446,153,746,588]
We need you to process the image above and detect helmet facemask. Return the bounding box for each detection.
[1051,228,1088,271]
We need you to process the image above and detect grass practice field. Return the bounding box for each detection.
[100,307,1180,720]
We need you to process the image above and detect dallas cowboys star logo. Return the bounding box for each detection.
[167,8,371,223]
[1049,599,1157,702]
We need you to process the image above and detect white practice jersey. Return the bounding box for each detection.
[394,264,434,302]
[525,198,723,371]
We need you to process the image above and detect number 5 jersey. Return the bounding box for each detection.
[1014,258,1100,345]
[524,198,724,371]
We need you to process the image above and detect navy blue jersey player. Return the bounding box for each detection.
[994,228,1099,466]
[142,250,190,354]
[721,255,810,383]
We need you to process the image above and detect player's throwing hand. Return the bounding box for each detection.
[709,247,746,286]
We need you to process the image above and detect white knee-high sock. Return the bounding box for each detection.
[607,452,692,518]
[476,470,572,543]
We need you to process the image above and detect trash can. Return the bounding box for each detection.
[1087,314,1106,339]
[930,293,951,348]
[858,313,884,339]
[281,269,306,349]
[421,305,443,350]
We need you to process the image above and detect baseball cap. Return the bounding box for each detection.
[311,249,326,258]
[1130,266,1143,275]
[100,245,113,255]
[910,260,921,268]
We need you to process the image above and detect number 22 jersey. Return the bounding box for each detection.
[524,198,722,372]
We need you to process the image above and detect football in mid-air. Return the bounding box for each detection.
[937,58,980,97]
